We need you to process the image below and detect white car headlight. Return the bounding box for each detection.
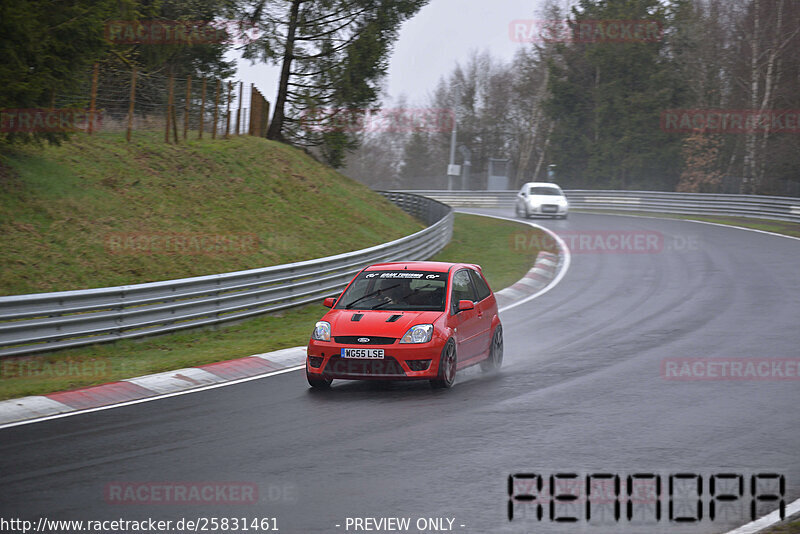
[400,324,434,344]
[311,321,331,341]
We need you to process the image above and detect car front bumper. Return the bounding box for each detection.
[527,203,568,215]
[306,340,445,380]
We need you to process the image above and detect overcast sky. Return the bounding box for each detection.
[229,0,545,107]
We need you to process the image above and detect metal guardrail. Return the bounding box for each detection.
[0,192,453,358]
[395,190,800,224]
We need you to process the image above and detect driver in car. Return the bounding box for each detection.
[379,280,411,307]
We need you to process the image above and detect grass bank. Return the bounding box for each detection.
[0,132,422,295]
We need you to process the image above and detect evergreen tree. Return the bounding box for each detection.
[399,131,435,185]
[0,0,117,143]
[544,0,687,189]
[239,0,428,167]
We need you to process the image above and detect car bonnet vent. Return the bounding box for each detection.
[351,313,363,322]
[386,314,402,322]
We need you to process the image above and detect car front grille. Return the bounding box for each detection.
[324,355,406,376]
[334,336,396,345]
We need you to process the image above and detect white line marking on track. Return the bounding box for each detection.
[576,210,800,242]
[458,211,572,313]
[0,365,305,430]
[538,208,800,534]
[683,218,800,241]
[722,497,800,534]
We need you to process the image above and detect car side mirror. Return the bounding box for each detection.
[323,297,337,308]
[521,192,527,197]
[457,300,474,312]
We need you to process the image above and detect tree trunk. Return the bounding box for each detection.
[593,66,600,143]
[531,121,554,182]
[267,0,302,141]
[757,0,797,191]
[741,0,759,194]
[516,69,549,187]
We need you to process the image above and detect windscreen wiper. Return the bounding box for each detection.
[344,284,400,309]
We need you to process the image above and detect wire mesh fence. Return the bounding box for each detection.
[21,60,270,142]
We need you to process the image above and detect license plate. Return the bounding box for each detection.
[342,348,384,359]
[542,206,557,212]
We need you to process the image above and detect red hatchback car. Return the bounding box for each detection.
[306,261,503,389]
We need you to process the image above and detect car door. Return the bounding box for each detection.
[467,269,494,357]
[449,269,482,363]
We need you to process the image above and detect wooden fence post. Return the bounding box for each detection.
[199,77,206,139]
[248,83,255,135]
[236,81,243,135]
[263,99,270,137]
[166,70,174,143]
[88,63,99,135]
[126,67,137,142]
[212,79,220,139]
[184,75,191,140]
[225,81,232,138]
[172,95,179,144]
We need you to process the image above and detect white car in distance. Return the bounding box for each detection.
[515,182,569,219]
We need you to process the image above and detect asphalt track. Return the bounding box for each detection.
[1,210,798,534]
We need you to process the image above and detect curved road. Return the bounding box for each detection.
[1,211,798,534]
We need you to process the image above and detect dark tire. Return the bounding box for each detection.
[430,340,457,389]
[480,326,504,373]
[307,370,332,389]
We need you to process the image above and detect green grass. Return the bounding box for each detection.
[0,132,422,295]
[575,209,800,238]
[0,303,325,400]
[0,212,549,400]
[761,520,800,534]
[432,213,547,291]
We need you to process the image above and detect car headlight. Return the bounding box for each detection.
[400,324,434,344]
[311,321,331,341]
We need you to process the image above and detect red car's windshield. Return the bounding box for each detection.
[336,270,448,311]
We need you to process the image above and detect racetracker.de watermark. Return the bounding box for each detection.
[662,358,800,381]
[299,107,455,133]
[0,357,115,381]
[104,482,258,505]
[105,20,259,45]
[661,109,800,134]
[0,109,102,133]
[510,229,700,254]
[105,233,259,256]
[509,19,663,43]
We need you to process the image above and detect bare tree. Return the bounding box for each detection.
[735,0,800,193]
